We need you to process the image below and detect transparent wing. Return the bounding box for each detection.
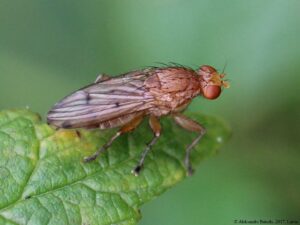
[47,71,154,128]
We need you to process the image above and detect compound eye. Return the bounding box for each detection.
[203,85,221,99]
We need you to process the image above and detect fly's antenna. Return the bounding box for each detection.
[220,61,230,88]
[221,60,228,74]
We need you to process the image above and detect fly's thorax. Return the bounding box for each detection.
[145,67,200,96]
[145,67,200,115]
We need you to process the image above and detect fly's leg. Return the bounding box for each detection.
[173,113,206,176]
[94,73,110,83]
[132,115,161,176]
[84,115,144,162]
[84,132,120,162]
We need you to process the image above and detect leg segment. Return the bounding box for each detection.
[84,115,144,162]
[173,113,206,176]
[94,73,110,83]
[132,115,161,176]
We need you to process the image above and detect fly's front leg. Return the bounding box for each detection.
[132,115,161,176]
[173,113,206,176]
[84,115,144,163]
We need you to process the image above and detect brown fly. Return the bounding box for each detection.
[47,64,229,176]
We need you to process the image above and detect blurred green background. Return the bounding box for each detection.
[0,0,299,224]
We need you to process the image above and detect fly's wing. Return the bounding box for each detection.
[47,70,154,129]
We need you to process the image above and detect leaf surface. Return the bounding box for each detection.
[0,109,230,225]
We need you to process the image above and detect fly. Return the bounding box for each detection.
[47,64,229,176]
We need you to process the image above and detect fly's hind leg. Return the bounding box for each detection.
[84,115,144,163]
[132,115,161,176]
[94,73,110,83]
[173,113,206,176]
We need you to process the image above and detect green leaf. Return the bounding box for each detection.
[0,109,230,225]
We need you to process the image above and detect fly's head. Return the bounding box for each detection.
[196,65,230,100]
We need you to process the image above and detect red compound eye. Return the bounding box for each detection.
[203,85,221,100]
